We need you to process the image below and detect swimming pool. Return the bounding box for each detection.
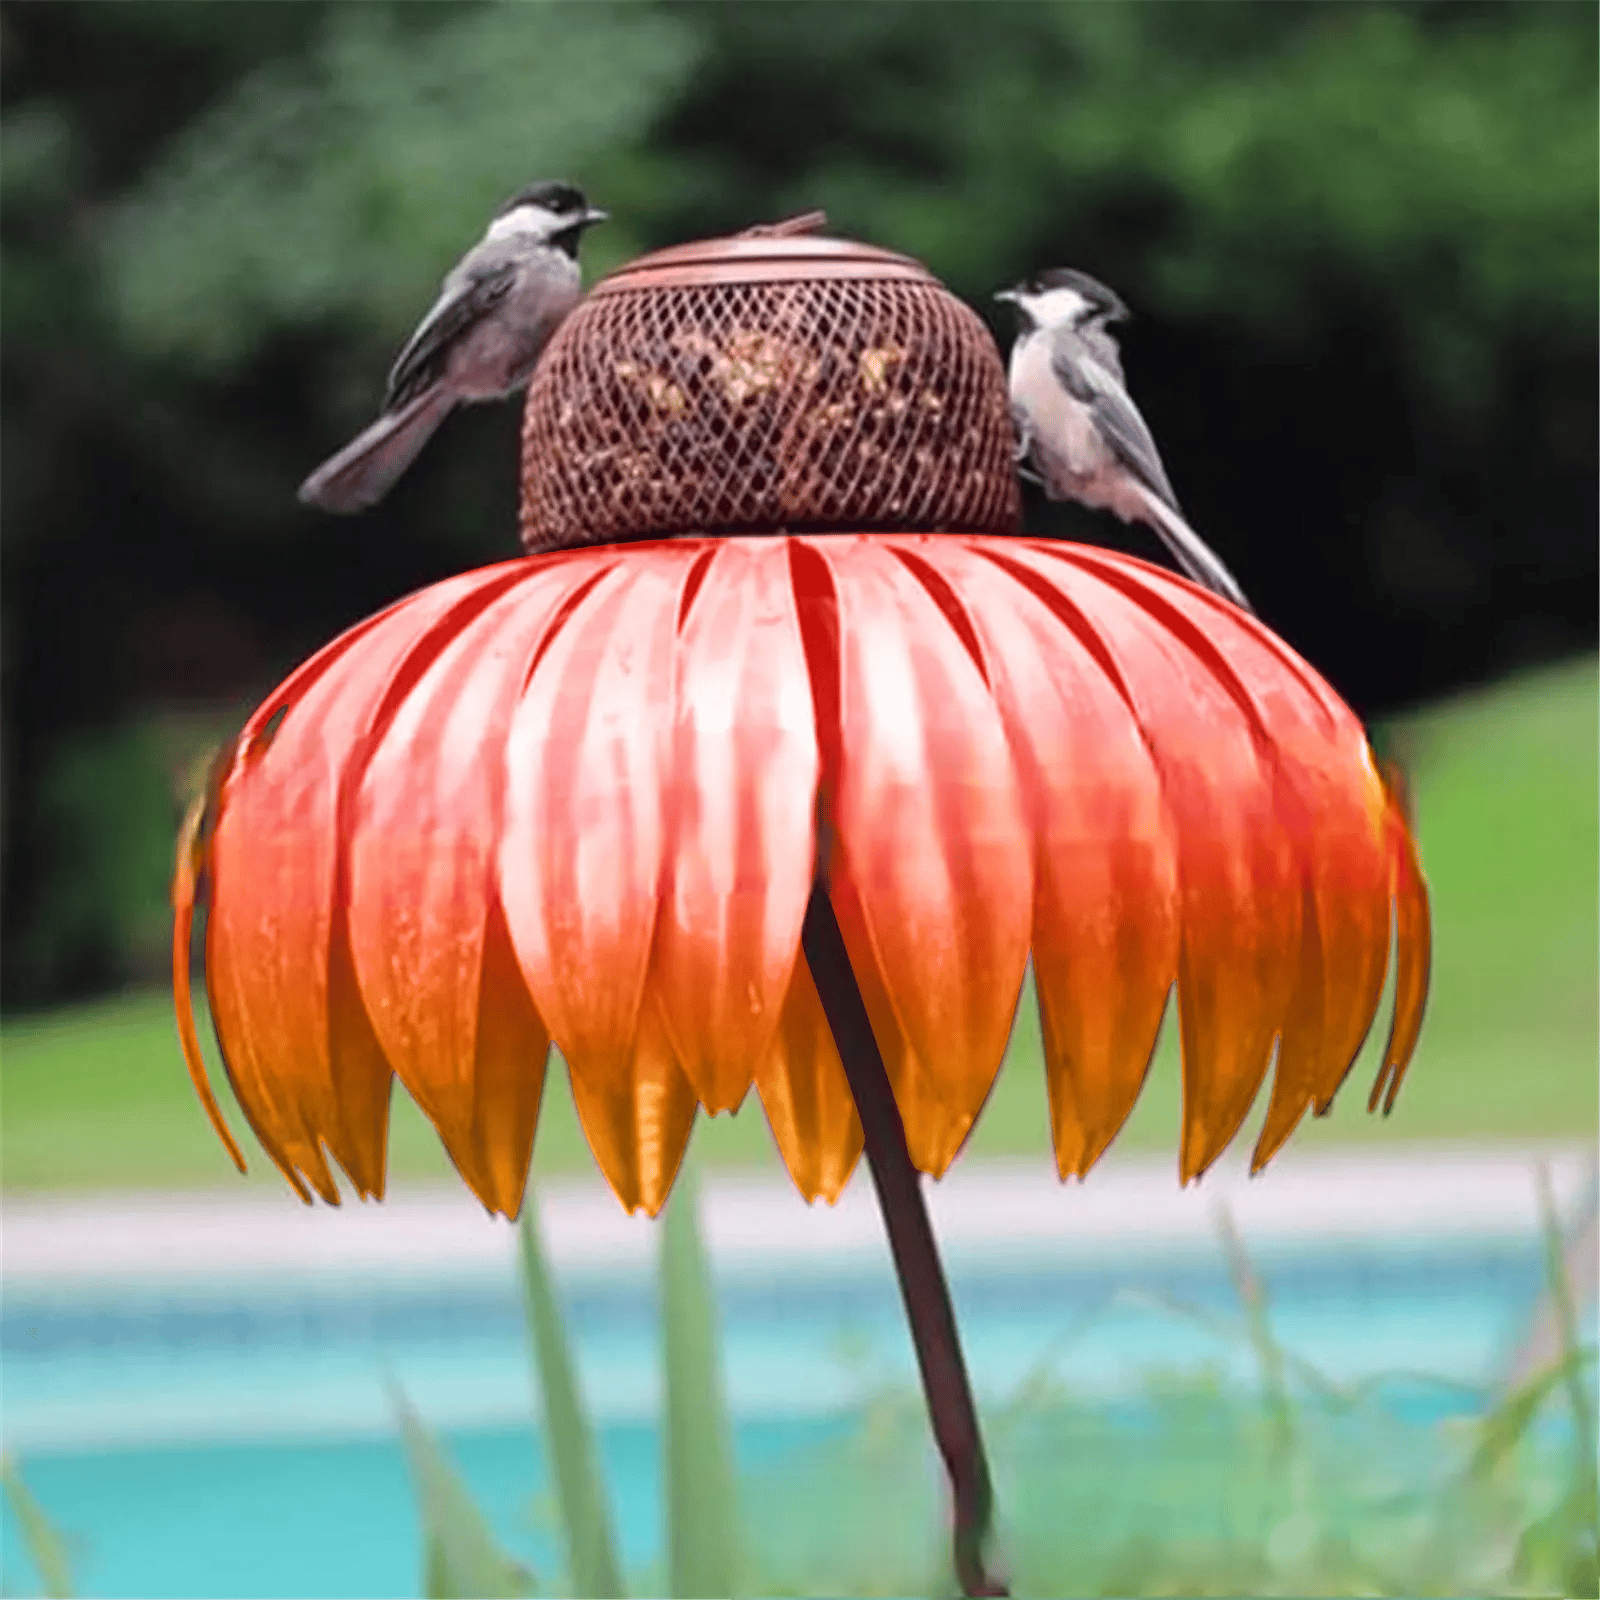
[4,1150,1593,1597]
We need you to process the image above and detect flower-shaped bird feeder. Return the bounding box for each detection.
[174,216,1430,1598]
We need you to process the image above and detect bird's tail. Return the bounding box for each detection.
[1135,486,1256,616]
[297,389,456,514]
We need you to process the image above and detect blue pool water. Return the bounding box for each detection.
[2,1416,858,1599]
[2,1235,1584,1598]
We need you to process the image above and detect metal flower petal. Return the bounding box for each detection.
[175,535,1430,1213]
[203,568,503,1202]
[939,544,1180,1180]
[347,560,588,1214]
[754,956,864,1204]
[649,540,820,1115]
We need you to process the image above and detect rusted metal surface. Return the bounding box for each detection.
[519,231,1021,551]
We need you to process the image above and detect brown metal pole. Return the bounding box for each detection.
[800,881,1007,1598]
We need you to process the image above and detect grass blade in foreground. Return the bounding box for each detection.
[1517,1167,1599,1595]
[660,1154,742,1598]
[1535,1166,1598,1488]
[1,1454,74,1599]
[1213,1200,1296,1467]
[518,1195,626,1597]
[391,1383,534,1599]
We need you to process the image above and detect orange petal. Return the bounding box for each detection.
[1369,796,1432,1115]
[787,541,957,1168]
[566,996,698,1217]
[171,794,247,1176]
[1253,754,1391,1169]
[959,544,1181,1180]
[815,537,1033,1172]
[1085,561,1391,1169]
[755,955,864,1203]
[1007,545,1301,1184]
[650,542,819,1113]
[823,870,982,1175]
[322,923,395,1199]
[207,567,512,1202]
[499,553,681,1085]
[347,560,587,1205]
[462,893,551,1218]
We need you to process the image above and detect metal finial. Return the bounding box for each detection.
[737,210,829,239]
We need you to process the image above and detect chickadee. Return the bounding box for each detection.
[996,269,1254,614]
[298,180,608,514]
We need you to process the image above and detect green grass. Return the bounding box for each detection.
[3,654,1595,1195]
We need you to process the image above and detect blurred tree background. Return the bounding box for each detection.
[2,0,1595,1010]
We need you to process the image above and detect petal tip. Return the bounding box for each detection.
[171,805,249,1179]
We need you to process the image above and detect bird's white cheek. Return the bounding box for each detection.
[484,206,552,245]
[1019,286,1093,328]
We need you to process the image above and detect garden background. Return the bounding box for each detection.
[1,5,1595,1597]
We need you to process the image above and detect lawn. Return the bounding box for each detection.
[3,653,1594,1195]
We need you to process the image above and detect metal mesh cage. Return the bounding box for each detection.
[519,234,1022,551]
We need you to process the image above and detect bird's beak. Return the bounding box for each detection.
[583,208,609,227]
[994,288,1020,305]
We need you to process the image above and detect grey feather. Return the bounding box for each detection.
[297,388,455,514]
[1072,319,1128,388]
[1135,487,1256,616]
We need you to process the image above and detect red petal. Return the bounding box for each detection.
[1003,545,1300,1184]
[814,537,1033,1177]
[955,543,1180,1179]
[348,560,591,1206]
[1056,554,1391,1171]
[650,541,820,1113]
[207,567,510,1202]
[499,552,682,1093]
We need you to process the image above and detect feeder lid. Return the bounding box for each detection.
[591,219,937,295]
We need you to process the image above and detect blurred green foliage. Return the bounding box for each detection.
[2,1160,1595,1597]
[392,1386,537,1600]
[659,1162,743,1598]
[103,3,697,371]
[9,722,174,999]
[0,1454,74,1599]
[420,1173,1600,1597]
[519,1197,626,1598]
[1,0,1595,1007]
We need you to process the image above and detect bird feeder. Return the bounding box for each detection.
[519,219,1021,550]
[174,215,1429,1600]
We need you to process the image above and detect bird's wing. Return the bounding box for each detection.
[383,261,518,410]
[1077,321,1127,387]
[1050,330,1181,515]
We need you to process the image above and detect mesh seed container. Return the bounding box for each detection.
[519,227,1022,552]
